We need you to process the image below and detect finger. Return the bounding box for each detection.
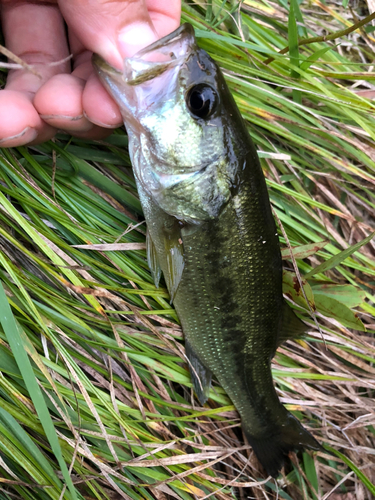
[34,31,92,133]
[69,30,122,128]
[34,74,94,133]
[0,91,47,147]
[0,1,70,146]
[58,0,181,68]
[118,0,181,57]
[69,31,93,80]
[35,71,122,134]
[34,28,122,136]
[55,0,180,130]
[145,0,181,38]
[82,73,123,128]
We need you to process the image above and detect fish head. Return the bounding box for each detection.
[93,24,249,222]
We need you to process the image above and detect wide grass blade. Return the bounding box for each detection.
[305,230,375,278]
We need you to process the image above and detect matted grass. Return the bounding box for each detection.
[0,0,374,499]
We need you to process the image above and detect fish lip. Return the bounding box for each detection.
[92,23,198,129]
[92,53,122,77]
[132,23,195,60]
[123,23,197,85]
[92,23,196,86]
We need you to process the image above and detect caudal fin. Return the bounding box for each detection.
[244,413,321,478]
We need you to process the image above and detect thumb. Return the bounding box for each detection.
[117,21,157,60]
[58,0,180,68]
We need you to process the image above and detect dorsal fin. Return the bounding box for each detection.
[146,229,162,288]
[278,302,308,347]
[186,341,212,405]
[162,219,184,303]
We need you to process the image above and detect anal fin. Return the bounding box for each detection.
[278,301,308,346]
[146,229,162,288]
[186,341,212,405]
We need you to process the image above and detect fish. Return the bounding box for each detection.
[92,23,321,477]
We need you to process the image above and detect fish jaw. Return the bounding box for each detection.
[92,24,196,135]
[123,23,196,84]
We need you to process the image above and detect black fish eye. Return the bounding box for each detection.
[186,84,218,119]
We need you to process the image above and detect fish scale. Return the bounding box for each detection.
[93,22,321,477]
[173,156,282,426]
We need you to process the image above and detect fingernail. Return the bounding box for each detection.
[40,114,94,133]
[40,114,83,121]
[83,111,123,129]
[0,126,38,145]
[118,22,158,58]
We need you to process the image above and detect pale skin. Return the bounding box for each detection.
[0,0,181,147]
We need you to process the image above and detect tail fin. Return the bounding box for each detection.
[244,413,321,478]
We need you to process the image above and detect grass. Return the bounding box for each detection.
[0,0,374,498]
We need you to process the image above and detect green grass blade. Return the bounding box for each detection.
[0,406,60,486]
[305,230,375,278]
[325,446,375,495]
[0,282,78,500]
[288,0,301,104]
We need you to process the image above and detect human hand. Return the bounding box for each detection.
[0,0,181,147]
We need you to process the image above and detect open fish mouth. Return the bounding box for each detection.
[123,24,196,85]
[92,23,197,127]
[92,24,195,86]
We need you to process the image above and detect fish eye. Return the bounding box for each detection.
[186,84,218,119]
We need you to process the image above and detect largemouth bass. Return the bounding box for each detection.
[93,23,320,477]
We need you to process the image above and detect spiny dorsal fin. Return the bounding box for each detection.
[186,341,212,405]
[163,219,184,303]
[278,302,308,346]
[146,229,162,288]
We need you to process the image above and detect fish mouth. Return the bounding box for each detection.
[123,23,196,85]
[92,24,196,87]
[92,23,198,139]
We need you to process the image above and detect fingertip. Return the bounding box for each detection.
[83,73,123,129]
[34,73,84,117]
[0,89,54,146]
[0,126,37,148]
[72,59,93,81]
[34,74,93,132]
[117,22,158,59]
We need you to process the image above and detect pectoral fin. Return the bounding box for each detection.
[186,341,212,405]
[146,229,162,288]
[278,302,308,346]
[163,220,184,303]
